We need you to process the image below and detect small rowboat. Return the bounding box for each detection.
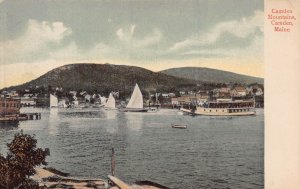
[171,124,187,129]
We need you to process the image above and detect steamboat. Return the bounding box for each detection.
[180,99,255,116]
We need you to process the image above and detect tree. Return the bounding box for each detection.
[55,90,64,98]
[0,131,49,189]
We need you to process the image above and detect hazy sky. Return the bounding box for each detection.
[0,0,264,88]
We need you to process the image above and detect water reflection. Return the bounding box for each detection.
[103,109,117,120]
[48,108,59,135]
[0,121,19,131]
[62,109,103,119]
[123,112,144,132]
[101,110,119,134]
[0,108,264,188]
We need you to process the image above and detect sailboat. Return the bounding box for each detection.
[123,83,148,112]
[50,94,58,108]
[58,99,67,108]
[98,95,107,107]
[104,93,117,110]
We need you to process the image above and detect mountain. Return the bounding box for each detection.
[160,67,263,84]
[4,63,197,93]
[2,64,264,95]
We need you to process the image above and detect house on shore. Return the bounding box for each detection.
[231,86,247,97]
[21,94,37,107]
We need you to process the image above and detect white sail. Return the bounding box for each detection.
[58,99,67,108]
[100,96,107,105]
[50,94,58,108]
[126,83,143,109]
[105,93,116,108]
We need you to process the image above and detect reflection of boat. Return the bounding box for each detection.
[123,113,143,132]
[122,84,148,112]
[180,100,255,116]
[104,93,117,110]
[177,111,184,115]
[148,107,158,112]
[50,94,58,108]
[171,124,187,129]
[0,120,19,130]
[104,109,117,120]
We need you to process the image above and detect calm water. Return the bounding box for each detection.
[0,108,264,189]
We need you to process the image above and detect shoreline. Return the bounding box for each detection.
[33,167,171,189]
[33,167,107,189]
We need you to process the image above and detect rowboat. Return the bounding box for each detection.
[171,124,187,129]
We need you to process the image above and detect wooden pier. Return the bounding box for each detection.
[0,98,41,122]
[20,113,41,120]
[0,113,41,121]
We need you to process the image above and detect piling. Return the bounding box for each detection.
[17,113,41,121]
[111,148,115,176]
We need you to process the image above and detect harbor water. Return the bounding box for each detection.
[0,108,264,188]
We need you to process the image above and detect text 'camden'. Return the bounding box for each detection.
[268,8,296,32]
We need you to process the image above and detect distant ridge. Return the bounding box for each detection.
[2,64,263,93]
[160,67,263,84]
[3,63,197,93]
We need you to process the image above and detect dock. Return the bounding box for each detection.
[0,113,41,121]
[20,113,41,120]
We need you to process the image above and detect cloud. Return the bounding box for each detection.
[48,24,162,62]
[116,24,135,42]
[107,18,113,23]
[169,10,263,55]
[1,21,119,68]
[0,19,165,67]
[180,35,263,59]
[1,19,72,63]
[116,25,162,48]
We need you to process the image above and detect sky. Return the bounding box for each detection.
[0,0,264,89]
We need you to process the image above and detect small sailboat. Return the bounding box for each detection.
[58,99,67,108]
[171,123,187,129]
[123,83,148,112]
[99,96,107,107]
[50,94,58,108]
[104,93,117,110]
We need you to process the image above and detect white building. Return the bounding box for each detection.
[171,98,179,105]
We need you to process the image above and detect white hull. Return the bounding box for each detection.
[181,107,255,116]
[171,124,187,129]
[103,107,118,110]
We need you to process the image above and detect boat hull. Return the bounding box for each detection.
[103,107,118,110]
[171,124,187,129]
[121,108,149,112]
[180,107,255,116]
